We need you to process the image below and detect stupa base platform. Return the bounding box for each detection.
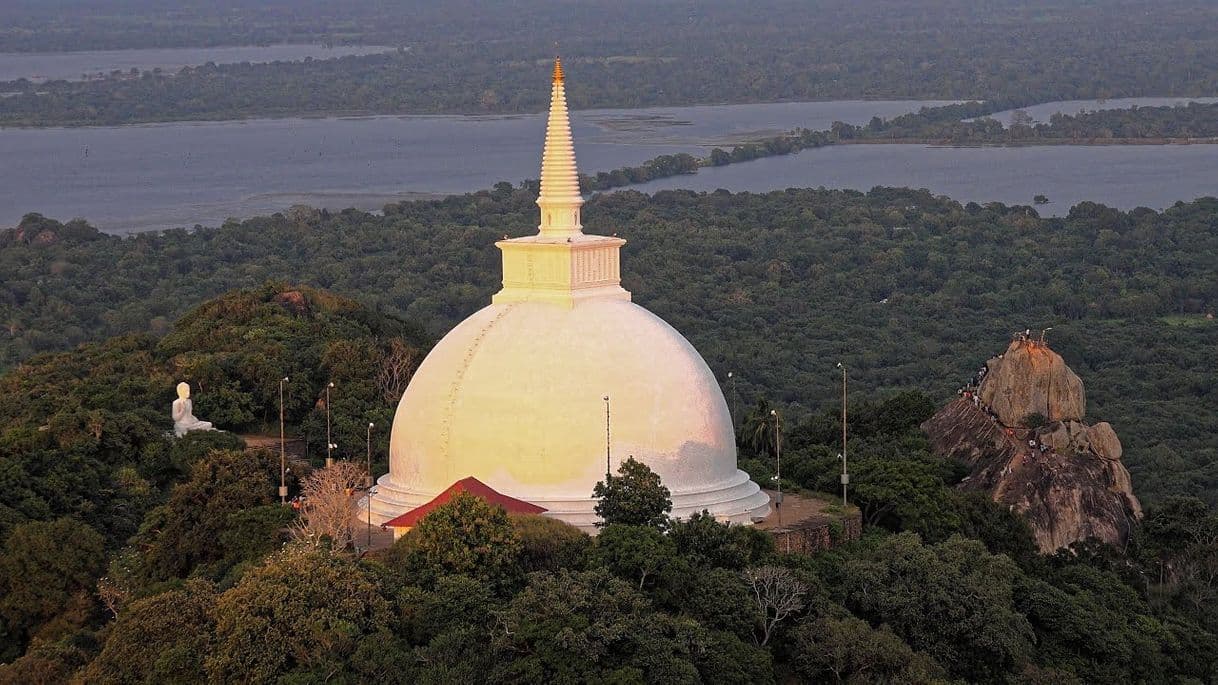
[366,470,771,533]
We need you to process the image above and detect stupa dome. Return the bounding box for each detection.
[367,59,769,530]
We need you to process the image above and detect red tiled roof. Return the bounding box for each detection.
[383,477,547,528]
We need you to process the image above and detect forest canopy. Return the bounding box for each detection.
[2,2,1217,681]
[2,188,1215,507]
[2,0,1218,125]
[0,324,1215,681]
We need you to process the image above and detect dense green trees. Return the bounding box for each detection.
[607,102,1218,195]
[385,491,523,592]
[593,456,673,528]
[0,302,1215,679]
[0,284,422,660]
[832,101,1218,145]
[669,511,768,570]
[0,282,423,541]
[4,186,1216,508]
[207,546,395,681]
[735,390,1218,682]
[493,569,697,683]
[130,449,278,584]
[0,518,105,660]
[3,1,1218,126]
[839,534,1035,680]
[1132,496,1218,637]
[789,616,945,684]
[588,525,679,591]
[0,181,1217,679]
[511,513,590,573]
[78,580,216,683]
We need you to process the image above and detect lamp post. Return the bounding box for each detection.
[770,409,782,524]
[1039,327,1054,345]
[837,362,849,507]
[603,395,611,479]
[366,422,375,486]
[325,382,335,467]
[278,376,289,504]
[366,486,377,552]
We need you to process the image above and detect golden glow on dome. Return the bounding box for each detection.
[367,62,770,532]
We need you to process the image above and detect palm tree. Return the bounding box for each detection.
[740,398,776,458]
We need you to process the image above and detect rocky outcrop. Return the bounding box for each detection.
[978,339,1085,425]
[274,290,312,315]
[1,214,105,248]
[922,339,1141,553]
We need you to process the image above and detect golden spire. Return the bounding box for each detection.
[537,57,583,237]
[492,58,629,306]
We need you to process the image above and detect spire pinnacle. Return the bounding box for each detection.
[537,57,583,237]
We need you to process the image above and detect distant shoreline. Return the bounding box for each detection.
[842,137,1218,147]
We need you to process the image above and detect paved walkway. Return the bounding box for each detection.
[240,434,306,457]
[754,489,850,531]
[352,511,397,553]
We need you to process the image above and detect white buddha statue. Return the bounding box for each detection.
[172,382,215,437]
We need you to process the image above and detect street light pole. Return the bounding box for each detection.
[366,422,374,486]
[603,395,611,479]
[366,486,376,552]
[770,409,782,524]
[279,377,289,504]
[325,382,335,468]
[838,362,849,506]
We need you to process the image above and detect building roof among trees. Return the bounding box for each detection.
[383,477,547,528]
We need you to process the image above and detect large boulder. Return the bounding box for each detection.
[1087,422,1123,461]
[1037,420,1092,455]
[978,339,1085,425]
[923,341,1141,553]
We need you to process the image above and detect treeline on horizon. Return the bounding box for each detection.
[2,0,1218,126]
[845,101,1218,144]
[578,101,1218,193]
[2,187,1216,508]
[0,282,1215,682]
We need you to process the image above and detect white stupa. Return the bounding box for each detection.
[368,59,770,531]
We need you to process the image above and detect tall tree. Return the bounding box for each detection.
[742,565,807,646]
[292,460,366,551]
[385,492,522,591]
[206,546,394,682]
[592,456,672,529]
[80,580,217,684]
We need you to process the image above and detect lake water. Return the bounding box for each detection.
[0,45,394,83]
[985,97,1218,127]
[630,143,1218,212]
[0,100,955,233]
[1,98,1215,233]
